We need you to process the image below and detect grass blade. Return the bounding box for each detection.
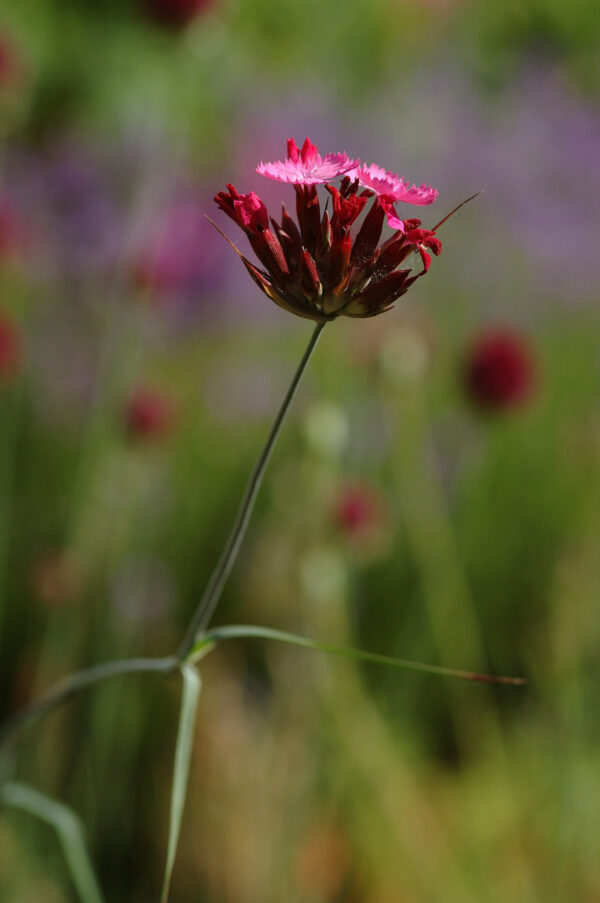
[192,625,525,685]
[161,664,202,903]
[1,781,105,903]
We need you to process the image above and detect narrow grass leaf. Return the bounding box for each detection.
[161,664,202,903]
[1,781,104,903]
[193,625,525,685]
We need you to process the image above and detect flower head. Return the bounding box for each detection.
[215,138,445,322]
[257,138,358,186]
[463,327,536,411]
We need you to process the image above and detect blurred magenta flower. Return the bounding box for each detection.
[132,194,227,321]
[7,144,123,281]
[215,138,442,321]
[0,313,22,382]
[463,327,536,411]
[335,484,381,535]
[124,387,175,439]
[142,0,212,28]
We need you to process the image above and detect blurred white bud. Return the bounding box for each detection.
[299,546,348,607]
[302,401,349,459]
[378,323,431,386]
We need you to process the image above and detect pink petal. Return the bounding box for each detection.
[353,163,438,206]
[257,138,359,186]
[300,138,319,166]
[233,191,269,231]
[287,138,300,163]
[380,197,407,232]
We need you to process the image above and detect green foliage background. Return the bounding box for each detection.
[1,0,599,900]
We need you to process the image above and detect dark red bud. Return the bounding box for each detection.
[351,199,385,266]
[300,248,322,299]
[359,269,411,308]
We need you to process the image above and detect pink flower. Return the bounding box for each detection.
[349,163,438,231]
[463,328,536,411]
[215,142,447,322]
[351,163,438,205]
[257,138,358,186]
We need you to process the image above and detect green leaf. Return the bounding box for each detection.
[1,782,104,903]
[161,664,202,903]
[191,625,525,685]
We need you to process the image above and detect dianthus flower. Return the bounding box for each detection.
[215,138,445,321]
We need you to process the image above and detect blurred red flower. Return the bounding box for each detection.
[32,551,82,609]
[142,0,212,28]
[125,387,175,439]
[463,327,536,411]
[0,34,22,91]
[333,482,390,561]
[0,313,22,382]
[335,484,381,536]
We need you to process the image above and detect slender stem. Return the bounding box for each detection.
[195,625,526,685]
[177,320,326,661]
[0,656,178,752]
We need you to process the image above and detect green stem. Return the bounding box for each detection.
[0,656,178,753]
[191,625,525,685]
[0,321,326,766]
[176,320,326,661]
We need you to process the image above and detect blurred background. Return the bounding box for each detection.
[1,0,599,900]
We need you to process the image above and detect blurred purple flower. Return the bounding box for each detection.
[6,143,124,282]
[240,65,599,308]
[132,192,229,324]
[412,64,600,303]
